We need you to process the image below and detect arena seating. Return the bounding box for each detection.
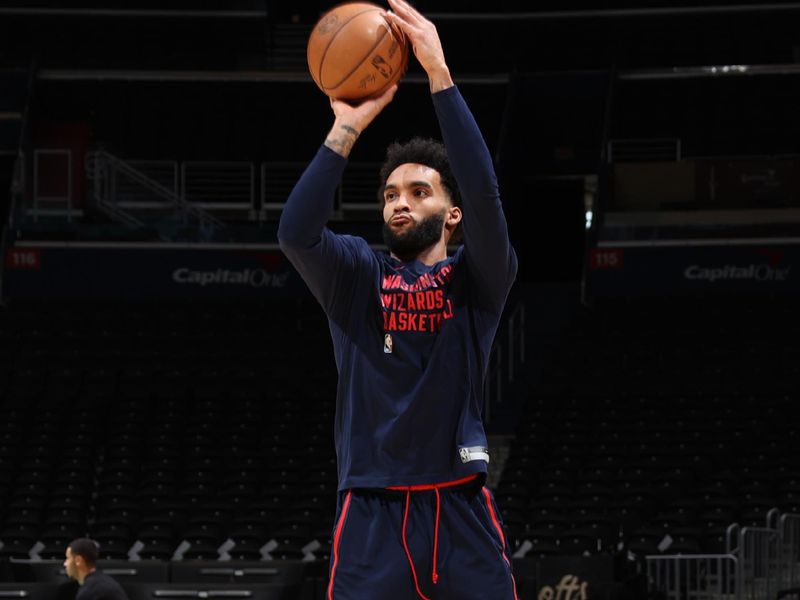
[497,295,800,561]
[1,294,798,598]
[0,301,337,567]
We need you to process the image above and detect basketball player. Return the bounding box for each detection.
[278,0,518,597]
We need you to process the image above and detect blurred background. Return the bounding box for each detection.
[1,1,800,599]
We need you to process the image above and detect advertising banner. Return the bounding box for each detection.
[3,244,311,300]
[513,556,616,600]
[587,242,799,297]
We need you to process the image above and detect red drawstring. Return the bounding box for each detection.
[400,490,432,600]
[388,474,478,598]
[432,488,440,585]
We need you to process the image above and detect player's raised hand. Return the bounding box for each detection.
[324,84,398,157]
[385,0,453,92]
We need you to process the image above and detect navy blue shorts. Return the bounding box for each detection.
[326,475,519,600]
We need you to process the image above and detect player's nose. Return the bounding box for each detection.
[394,193,410,210]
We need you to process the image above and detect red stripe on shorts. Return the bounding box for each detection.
[481,487,520,600]
[327,490,352,600]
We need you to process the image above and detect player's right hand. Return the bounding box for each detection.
[324,84,398,157]
[330,83,399,134]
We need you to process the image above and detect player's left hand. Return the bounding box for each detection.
[385,0,453,91]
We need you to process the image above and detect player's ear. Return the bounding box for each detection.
[446,206,462,228]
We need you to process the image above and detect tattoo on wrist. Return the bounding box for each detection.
[340,124,359,137]
[325,124,360,155]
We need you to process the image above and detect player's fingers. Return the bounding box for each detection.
[383,83,399,101]
[385,11,425,47]
[387,0,426,26]
[371,84,398,110]
[384,10,416,34]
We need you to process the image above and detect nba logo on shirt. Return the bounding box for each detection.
[383,333,393,354]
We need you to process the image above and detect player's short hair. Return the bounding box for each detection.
[68,538,99,566]
[378,137,461,208]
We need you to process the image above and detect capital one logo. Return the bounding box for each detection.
[172,267,288,288]
[683,263,791,283]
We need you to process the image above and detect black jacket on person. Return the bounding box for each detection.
[76,570,129,600]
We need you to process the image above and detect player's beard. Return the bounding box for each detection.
[382,211,446,263]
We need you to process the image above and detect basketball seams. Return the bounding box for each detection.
[317,7,384,91]
[325,23,390,92]
[364,27,408,99]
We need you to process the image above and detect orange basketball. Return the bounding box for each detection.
[307,2,409,102]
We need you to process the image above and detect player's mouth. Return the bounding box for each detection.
[390,214,412,226]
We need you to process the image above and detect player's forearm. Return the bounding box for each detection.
[324,119,361,158]
[427,65,454,94]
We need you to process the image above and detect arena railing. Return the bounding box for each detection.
[646,554,739,600]
[117,159,179,210]
[260,161,382,222]
[86,150,225,232]
[29,152,463,226]
[646,511,800,600]
[31,148,78,222]
[771,509,800,594]
[738,526,780,600]
[483,301,526,425]
[337,161,382,219]
[86,149,147,228]
[260,161,306,220]
[181,161,255,219]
